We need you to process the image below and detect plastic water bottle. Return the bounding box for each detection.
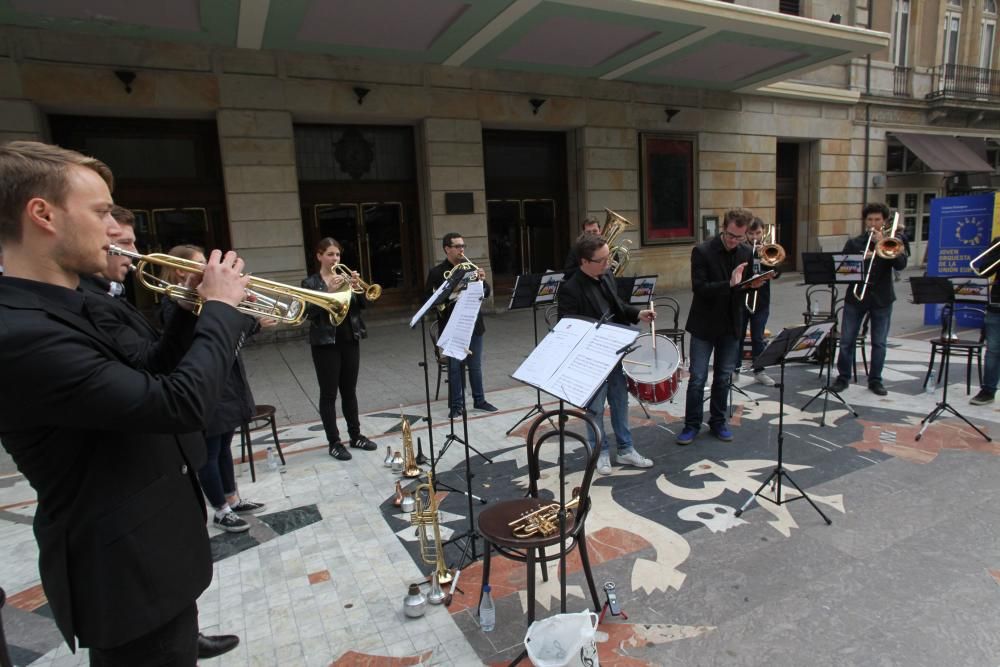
[266,446,278,471]
[479,585,495,632]
[925,381,935,396]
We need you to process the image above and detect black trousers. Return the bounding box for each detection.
[310,340,362,444]
[87,602,197,666]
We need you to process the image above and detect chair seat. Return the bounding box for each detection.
[249,404,276,423]
[479,497,581,550]
[931,339,982,350]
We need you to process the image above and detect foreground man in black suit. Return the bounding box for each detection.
[0,141,250,665]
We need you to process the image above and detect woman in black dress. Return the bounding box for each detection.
[302,237,376,460]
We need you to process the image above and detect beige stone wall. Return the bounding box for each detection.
[217,109,305,284]
[0,99,43,143]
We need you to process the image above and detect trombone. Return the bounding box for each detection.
[853,212,904,301]
[969,238,1000,277]
[745,225,785,314]
[109,245,351,326]
[332,263,382,301]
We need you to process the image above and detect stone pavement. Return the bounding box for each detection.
[4,267,1000,666]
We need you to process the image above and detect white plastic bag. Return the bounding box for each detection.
[524,611,600,667]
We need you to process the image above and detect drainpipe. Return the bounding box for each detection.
[862,1,874,207]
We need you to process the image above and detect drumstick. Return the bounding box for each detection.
[623,359,652,367]
[649,299,656,351]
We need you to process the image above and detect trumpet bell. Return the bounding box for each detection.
[759,244,786,267]
[876,237,905,260]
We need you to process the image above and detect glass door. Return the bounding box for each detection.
[313,202,404,290]
[487,198,557,287]
[886,190,936,266]
[523,199,556,274]
[148,207,209,252]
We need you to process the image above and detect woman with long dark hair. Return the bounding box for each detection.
[302,237,376,460]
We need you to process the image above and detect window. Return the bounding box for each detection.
[980,20,995,69]
[778,0,800,15]
[892,0,910,67]
[944,11,962,80]
[948,0,962,6]
[639,134,696,243]
[987,0,998,13]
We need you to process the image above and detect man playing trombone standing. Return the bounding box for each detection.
[970,238,1000,405]
[831,203,909,397]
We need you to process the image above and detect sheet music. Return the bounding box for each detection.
[438,280,483,360]
[832,254,864,282]
[512,317,638,408]
[409,279,452,328]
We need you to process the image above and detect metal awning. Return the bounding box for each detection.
[894,133,993,173]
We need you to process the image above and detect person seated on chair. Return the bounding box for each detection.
[741,217,777,387]
[563,217,601,279]
[557,233,656,475]
[831,203,908,397]
[425,232,498,420]
[678,208,768,446]
[971,237,1000,406]
[158,243,268,533]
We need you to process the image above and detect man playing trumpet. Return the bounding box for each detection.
[831,203,908,397]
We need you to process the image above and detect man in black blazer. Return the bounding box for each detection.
[679,208,769,446]
[831,203,908,396]
[0,141,250,664]
[562,217,601,279]
[558,233,656,475]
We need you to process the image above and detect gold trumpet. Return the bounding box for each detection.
[400,406,422,478]
[109,245,351,326]
[969,238,1000,277]
[602,208,633,277]
[411,470,452,585]
[853,212,904,301]
[508,491,581,538]
[332,263,382,301]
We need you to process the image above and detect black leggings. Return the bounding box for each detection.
[310,341,361,444]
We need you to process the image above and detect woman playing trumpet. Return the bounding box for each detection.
[302,237,377,460]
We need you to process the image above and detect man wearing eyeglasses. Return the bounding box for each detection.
[679,208,768,446]
[558,233,656,475]
[426,232,498,419]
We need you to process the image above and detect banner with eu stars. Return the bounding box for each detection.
[924,193,997,326]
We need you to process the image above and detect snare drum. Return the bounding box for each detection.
[622,334,681,404]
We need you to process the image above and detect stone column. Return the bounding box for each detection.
[421,117,488,283]
[216,109,305,284]
[0,99,44,143]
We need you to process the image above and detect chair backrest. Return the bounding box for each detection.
[805,285,838,320]
[524,408,602,533]
[543,304,559,332]
[429,320,447,366]
[651,296,681,330]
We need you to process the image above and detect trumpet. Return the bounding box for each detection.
[508,493,581,538]
[411,470,452,585]
[109,245,351,326]
[853,212,903,301]
[332,263,382,301]
[969,238,1000,277]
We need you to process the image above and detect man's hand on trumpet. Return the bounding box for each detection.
[198,250,250,308]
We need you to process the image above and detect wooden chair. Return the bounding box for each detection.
[652,296,686,364]
[477,409,603,635]
[429,320,450,400]
[923,305,985,395]
[239,404,286,483]
[803,285,839,325]
[818,306,869,384]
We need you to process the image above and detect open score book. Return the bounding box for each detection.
[512,316,639,408]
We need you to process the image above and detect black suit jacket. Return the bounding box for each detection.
[425,258,491,335]
[842,232,909,309]
[557,269,640,325]
[0,276,248,650]
[685,235,753,340]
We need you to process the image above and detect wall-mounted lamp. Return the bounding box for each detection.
[829,13,842,23]
[353,86,370,105]
[664,108,680,123]
[529,98,546,115]
[114,70,136,94]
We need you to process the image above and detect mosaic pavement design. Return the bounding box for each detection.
[3,336,1000,665]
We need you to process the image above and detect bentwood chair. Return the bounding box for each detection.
[543,304,560,332]
[477,409,603,635]
[818,306,869,384]
[239,404,286,483]
[429,320,450,400]
[923,305,985,395]
[652,296,686,365]
[803,285,839,326]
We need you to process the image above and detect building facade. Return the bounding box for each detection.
[0,0,943,315]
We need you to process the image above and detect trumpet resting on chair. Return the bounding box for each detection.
[508,489,582,538]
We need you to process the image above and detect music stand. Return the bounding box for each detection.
[911,277,992,442]
[505,272,554,435]
[799,314,859,426]
[735,325,833,525]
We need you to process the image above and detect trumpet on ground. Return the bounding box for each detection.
[411,470,452,585]
[109,245,351,326]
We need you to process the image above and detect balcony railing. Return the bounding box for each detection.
[894,66,912,97]
[927,64,1000,101]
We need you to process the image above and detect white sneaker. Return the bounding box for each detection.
[616,448,653,468]
[754,371,776,387]
[596,452,612,476]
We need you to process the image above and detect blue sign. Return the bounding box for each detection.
[924,193,994,327]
